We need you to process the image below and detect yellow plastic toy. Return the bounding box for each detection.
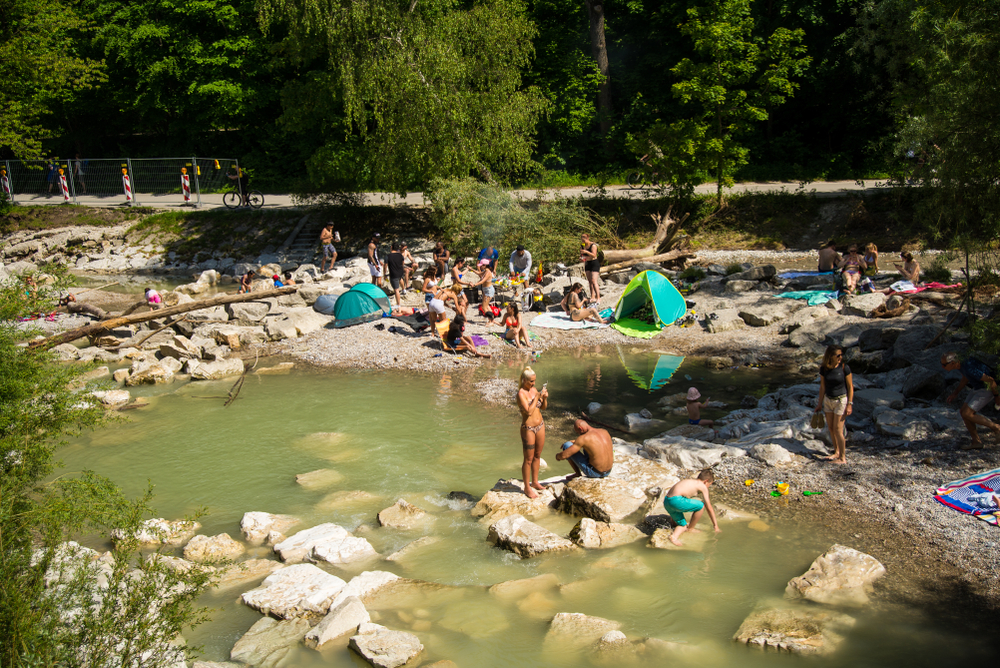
[775,482,790,495]
[745,479,754,486]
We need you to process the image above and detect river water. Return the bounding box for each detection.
[60,350,993,666]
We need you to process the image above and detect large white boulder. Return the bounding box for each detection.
[240,512,301,546]
[487,514,576,558]
[273,523,376,565]
[733,604,856,655]
[241,563,346,619]
[229,617,311,668]
[188,358,245,380]
[785,544,887,607]
[304,596,371,648]
[183,533,246,563]
[349,623,423,668]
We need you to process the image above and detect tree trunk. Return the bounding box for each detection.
[583,0,613,148]
[600,249,696,274]
[600,210,691,265]
[29,286,299,350]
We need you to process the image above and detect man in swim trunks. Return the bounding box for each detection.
[662,469,720,546]
[818,240,840,272]
[320,223,337,272]
[557,420,613,478]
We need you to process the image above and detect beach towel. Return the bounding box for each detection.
[889,281,963,295]
[934,468,1000,526]
[776,290,839,306]
[529,312,608,330]
[611,318,662,339]
[391,313,430,332]
[470,335,488,347]
[777,271,835,279]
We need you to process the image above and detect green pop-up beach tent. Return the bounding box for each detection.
[332,284,390,328]
[611,270,687,338]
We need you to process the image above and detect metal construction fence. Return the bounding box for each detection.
[0,157,242,208]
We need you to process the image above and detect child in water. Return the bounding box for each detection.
[686,387,714,427]
[663,469,721,546]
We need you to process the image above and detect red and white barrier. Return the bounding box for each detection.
[181,173,191,203]
[122,171,133,203]
[58,171,70,202]
[0,172,11,199]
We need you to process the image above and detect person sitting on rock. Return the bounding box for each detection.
[941,351,1000,450]
[686,387,714,427]
[238,270,255,294]
[663,469,721,546]
[557,420,613,479]
[145,287,162,307]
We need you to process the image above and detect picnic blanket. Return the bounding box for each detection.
[776,290,839,306]
[391,313,430,332]
[777,271,834,279]
[529,312,608,330]
[889,281,963,294]
[611,318,662,339]
[934,468,1000,526]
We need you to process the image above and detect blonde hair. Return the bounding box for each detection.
[520,367,536,386]
[866,243,877,253]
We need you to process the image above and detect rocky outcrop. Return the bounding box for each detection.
[558,453,679,522]
[733,604,856,655]
[487,514,577,558]
[273,523,376,564]
[241,563,346,619]
[750,443,795,467]
[785,544,887,607]
[240,512,301,546]
[183,533,246,563]
[113,518,200,547]
[304,595,370,648]
[569,518,645,549]
[349,622,423,668]
[229,617,311,668]
[377,499,428,529]
[470,479,560,524]
[706,309,746,333]
[188,358,244,381]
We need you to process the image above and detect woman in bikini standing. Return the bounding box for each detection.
[517,367,548,499]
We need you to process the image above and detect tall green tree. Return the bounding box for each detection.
[0,0,103,159]
[667,0,810,202]
[257,0,547,192]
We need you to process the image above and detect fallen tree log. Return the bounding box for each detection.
[29,286,299,350]
[600,209,691,265]
[600,250,696,275]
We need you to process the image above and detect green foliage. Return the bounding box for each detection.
[630,0,810,202]
[725,263,744,275]
[0,0,104,159]
[426,177,596,266]
[0,281,211,667]
[679,266,706,281]
[258,0,547,192]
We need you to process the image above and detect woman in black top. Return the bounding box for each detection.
[814,345,853,464]
[580,233,602,304]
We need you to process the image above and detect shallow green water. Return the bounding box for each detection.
[61,353,993,667]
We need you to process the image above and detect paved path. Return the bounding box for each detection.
[13,179,880,211]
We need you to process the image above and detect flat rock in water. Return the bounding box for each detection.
[329,570,400,610]
[361,578,460,611]
[241,563,346,619]
[470,480,559,524]
[569,518,645,549]
[294,468,344,490]
[254,362,295,374]
[647,528,711,551]
[212,558,285,590]
[188,358,244,380]
[488,514,577,558]
[785,544,887,607]
[707,309,746,333]
[90,389,131,408]
[544,612,622,652]
[114,518,200,547]
[559,477,647,522]
[229,617,311,668]
[273,523,369,563]
[384,536,440,562]
[733,604,856,655]
[183,533,246,563]
[304,595,371,648]
[240,512,301,546]
[489,573,560,601]
[349,622,423,668]
[377,499,428,529]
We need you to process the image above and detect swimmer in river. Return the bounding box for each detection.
[517,366,548,498]
[662,469,720,546]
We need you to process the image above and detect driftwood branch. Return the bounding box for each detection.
[601,209,690,265]
[29,286,298,350]
[600,250,696,275]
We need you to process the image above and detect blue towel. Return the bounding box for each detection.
[777,290,838,306]
[778,271,835,279]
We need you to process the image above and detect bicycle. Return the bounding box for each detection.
[223,189,264,209]
[626,156,660,189]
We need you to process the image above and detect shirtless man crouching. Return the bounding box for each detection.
[557,420,613,479]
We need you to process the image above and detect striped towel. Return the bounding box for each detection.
[934,468,1000,526]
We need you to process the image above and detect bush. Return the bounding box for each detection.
[425,177,598,268]
[924,253,955,283]
[679,267,706,281]
[725,263,744,275]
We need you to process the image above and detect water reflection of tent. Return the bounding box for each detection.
[617,347,684,392]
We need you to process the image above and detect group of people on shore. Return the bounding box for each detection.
[819,240,921,294]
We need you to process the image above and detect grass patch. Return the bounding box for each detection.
[0,205,151,234]
[679,267,706,281]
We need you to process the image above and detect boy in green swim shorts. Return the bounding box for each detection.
[663,469,720,546]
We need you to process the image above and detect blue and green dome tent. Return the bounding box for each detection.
[611,270,687,338]
[329,284,391,328]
